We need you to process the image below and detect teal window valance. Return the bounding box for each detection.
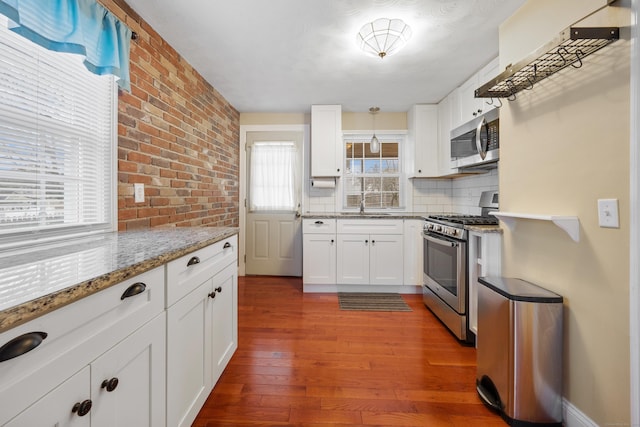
[0,0,132,91]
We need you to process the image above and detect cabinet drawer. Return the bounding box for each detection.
[337,219,403,235]
[166,235,237,307]
[0,267,164,425]
[303,219,336,234]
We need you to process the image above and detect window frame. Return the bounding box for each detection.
[341,132,406,211]
[0,16,118,251]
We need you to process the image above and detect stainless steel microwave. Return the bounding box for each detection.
[450,108,499,169]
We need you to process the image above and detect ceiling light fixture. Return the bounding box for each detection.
[369,106,380,154]
[357,18,412,59]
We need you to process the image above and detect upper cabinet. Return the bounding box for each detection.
[407,104,438,178]
[437,93,457,176]
[311,105,342,177]
[451,57,499,129]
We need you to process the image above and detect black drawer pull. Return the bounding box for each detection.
[72,400,92,416]
[101,377,119,392]
[120,282,146,300]
[315,220,324,224]
[187,256,200,266]
[223,242,231,249]
[0,332,48,362]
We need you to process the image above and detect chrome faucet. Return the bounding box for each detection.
[359,198,365,214]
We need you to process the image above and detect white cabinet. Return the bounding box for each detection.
[452,57,499,129]
[468,231,502,337]
[311,105,342,177]
[403,219,423,286]
[0,267,166,427]
[436,93,457,176]
[166,235,238,427]
[302,219,337,285]
[407,104,439,178]
[90,314,165,427]
[5,367,90,427]
[336,219,403,285]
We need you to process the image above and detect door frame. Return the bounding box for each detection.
[239,124,309,276]
[631,0,639,423]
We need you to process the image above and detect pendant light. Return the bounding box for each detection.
[369,107,380,154]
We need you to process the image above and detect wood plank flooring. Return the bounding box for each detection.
[192,275,504,427]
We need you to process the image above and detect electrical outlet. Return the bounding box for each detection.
[134,183,145,203]
[597,198,619,228]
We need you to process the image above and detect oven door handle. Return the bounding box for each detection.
[423,232,459,247]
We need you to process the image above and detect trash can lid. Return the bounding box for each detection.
[478,276,563,303]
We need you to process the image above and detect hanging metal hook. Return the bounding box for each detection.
[506,80,517,102]
[525,76,535,90]
[486,97,503,108]
[557,46,570,68]
[571,49,584,68]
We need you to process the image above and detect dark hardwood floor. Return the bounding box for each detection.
[192,275,504,427]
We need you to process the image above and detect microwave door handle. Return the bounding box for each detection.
[475,117,488,160]
[423,233,458,248]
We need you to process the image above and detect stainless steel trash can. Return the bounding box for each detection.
[476,276,563,427]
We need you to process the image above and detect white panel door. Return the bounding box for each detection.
[336,234,369,284]
[210,263,238,385]
[166,280,212,427]
[246,131,303,276]
[369,234,403,285]
[5,366,90,427]
[90,314,166,427]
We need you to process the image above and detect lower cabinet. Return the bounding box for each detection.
[3,302,166,427]
[336,220,404,285]
[468,231,502,336]
[166,260,238,427]
[302,219,337,285]
[0,236,239,427]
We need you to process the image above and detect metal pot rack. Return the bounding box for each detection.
[475,27,619,101]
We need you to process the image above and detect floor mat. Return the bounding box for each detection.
[338,292,412,312]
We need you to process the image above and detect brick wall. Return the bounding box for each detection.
[101,0,240,231]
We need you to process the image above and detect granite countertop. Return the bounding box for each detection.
[0,227,238,333]
[302,212,427,220]
[465,225,503,233]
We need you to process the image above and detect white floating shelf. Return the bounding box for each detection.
[490,212,580,242]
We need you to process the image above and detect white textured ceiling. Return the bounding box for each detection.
[124,0,526,113]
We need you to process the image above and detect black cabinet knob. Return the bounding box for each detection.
[208,292,216,299]
[101,377,119,392]
[214,286,222,293]
[72,400,92,417]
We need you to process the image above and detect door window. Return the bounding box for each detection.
[248,141,297,211]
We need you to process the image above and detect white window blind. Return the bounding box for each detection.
[0,15,116,247]
[249,141,297,211]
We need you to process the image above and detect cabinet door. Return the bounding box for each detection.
[407,104,439,177]
[311,105,342,177]
[302,233,336,284]
[167,280,213,427]
[369,234,403,285]
[457,73,481,125]
[210,263,238,385]
[5,367,90,427]
[336,234,369,284]
[437,93,457,176]
[90,314,166,427]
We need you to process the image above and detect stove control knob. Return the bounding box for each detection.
[434,226,442,232]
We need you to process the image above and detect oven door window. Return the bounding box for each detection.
[424,235,459,296]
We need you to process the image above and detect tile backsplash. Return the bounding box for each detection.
[305,169,499,214]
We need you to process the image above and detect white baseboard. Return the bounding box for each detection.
[564,398,599,427]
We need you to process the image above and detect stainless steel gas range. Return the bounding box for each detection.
[422,191,499,344]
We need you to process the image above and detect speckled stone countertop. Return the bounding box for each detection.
[0,227,238,333]
[302,212,427,220]
[465,225,503,233]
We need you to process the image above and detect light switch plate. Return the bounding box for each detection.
[598,198,619,228]
[134,183,145,203]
